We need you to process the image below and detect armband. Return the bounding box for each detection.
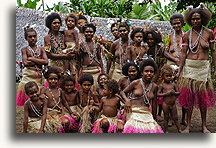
[181,43,188,46]
[209,40,215,43]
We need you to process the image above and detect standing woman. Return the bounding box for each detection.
[177,4,215,133]
[44,12,73,73]
[108,22,131,81]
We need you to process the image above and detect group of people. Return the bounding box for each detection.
[16,3,215,133]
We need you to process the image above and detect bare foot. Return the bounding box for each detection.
[157,115,163,122]
[168,120,174,127]
[202,127,211,133]
[181,127,190,133]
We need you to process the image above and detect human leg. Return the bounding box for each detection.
[171,105,182,133]
[200,105,211,133]
[162,102,169,133]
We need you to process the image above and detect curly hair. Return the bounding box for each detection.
[24,28,37,39]
[65,13,78,26]
[170,13,185,26]
[78,74,94,85]
[62,75,76,86]
[106,79,119,96]
[44,66,61,80]
[24,81,38,95]
[143,29,162,44]
[45,12,62,30]
[78,15,87,21]
[130,28,144,40]
[160,65,173,77]
[122,61,139,77]
[118,22,130,32]
[82,23,96,33]
[139,59,158,73]
[184,7,212,26]
[97,73,110,84]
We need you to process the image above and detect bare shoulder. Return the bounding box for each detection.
[152,82,158,90]
[21,47,27,52]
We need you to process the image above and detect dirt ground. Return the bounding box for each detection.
[16,104,216,133]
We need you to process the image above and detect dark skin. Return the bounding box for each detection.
[111,26,120,41]
[164,18,184,66]
[121,66,158,120]
[44,19,74,61]
[177,13,215,133]
[107,26,130,73]
[79,27,103,69]
[157,72,182,133]
[96,74,109,101]
[22,31,48,68]
[23,86,47,133]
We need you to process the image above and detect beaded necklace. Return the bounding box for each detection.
[27,46,40,57]
[173,31,183,57]
[49,32,63,54]
[29,100,43,117]
[189,27,203,53]
[140,78,152,106]
[82,40,100,64]
[80,91,91,106]
[48,87,61,110]
[119,38,130,66]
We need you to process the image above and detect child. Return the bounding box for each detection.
[78,74,99,133]
[121,59,163,133]
[23,81,47,133]
[127,28,148,65]
[60,75,81,133]
[96,73,110,101]
[63,14,79,77]
[16,25,48,106]
[77,15,88,45]
[92,79,124,133]
[157,65,182,133]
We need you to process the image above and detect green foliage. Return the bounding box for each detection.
[17,0,40,9]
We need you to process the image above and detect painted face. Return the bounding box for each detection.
[133,32,143,43]
[84,27,95,40]
[111,26,120,38]
[163,72,173,83]
[66,17,76,29]
[128,66,138,81]
[81,81,92,93]
[142,66,155,81]
[119,26,129,38]
[146,33,155,47]
[191,13,202,28]
[51,18,61,32]
[102,85,111,96]
[47,73,58,88]
[171,18,183,32]
[27,85,39,101]
[26,31,37,46]
[98,75,109,87]
[77,19,88,31]
[64,81,75,93]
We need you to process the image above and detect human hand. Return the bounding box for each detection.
[39,94,48,99]
[71,113,80,121]
[124,100,132,113]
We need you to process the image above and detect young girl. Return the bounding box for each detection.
[23,81,47,133]
[92,79,124,133]
[157,65,182,133]
[16,25,48,106]
[78,74,99,133]
[127,28,148,65]
[121,59,163,133]
[63,13,79,77]
[96,73,110,101]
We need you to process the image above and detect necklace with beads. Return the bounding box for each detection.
[83,40,100,64]
[189,27,203,53]
[173,31,183,57]
[48,87,61,110]
[119,38,130,66]
[49,32,63,54]
[140,78,152,106]
[27,45,40,57]
[29,100,43,117]
[80,91,91,107]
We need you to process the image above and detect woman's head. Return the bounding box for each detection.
[118,22,130,38]
[184,4,211,27]
[139,59,158,81]
[130,28,144,43]
[45,12,62,31]
[170,13,185,31]
[77,15,88,31]
[111,23,120,39]
[122,61,140,80]
[83,23,96,40]
[144,29,162,47]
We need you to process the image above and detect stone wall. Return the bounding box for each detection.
[16,7,173,77]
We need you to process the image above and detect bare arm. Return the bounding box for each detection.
[61,92,73,115]
[21,48,35,67]
[152,84,158,120]
[73,30,79,52]
[27,48,48,65]
[157,84,172,97]
[209,30,215,73]
[107,42,116,73]
[173,83,180,96]
[23,103,29,133]
[39,98,47,133]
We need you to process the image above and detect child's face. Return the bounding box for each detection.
[146,33,155,47]
[102,85,111,96]
[128,66,138,80]
[66,17,76,29]
[142,66,154,82]
[98,75,108,87]
[27,86,39,101]
[26,31,37,46]
[84,27,95,40]
[47,73,58,88]
[111,26,120,38]
[171,18,183,32]
[119,26,129,38]
[81,81,92,93]
[51,18,61,32]
[77,19,87,30]
[163,72,173,83]
[133,32,143,43]
[64,81,75,93]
